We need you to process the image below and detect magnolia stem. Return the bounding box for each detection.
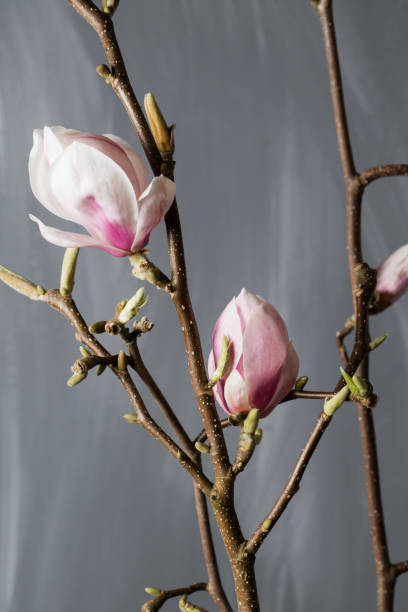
[315,1,404,610]
[141,582,208,612]
[44,290,212,496]
[125,335,232,612]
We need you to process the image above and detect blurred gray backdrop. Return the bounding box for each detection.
[1,1,408,611]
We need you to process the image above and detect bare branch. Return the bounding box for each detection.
[360,164,408,187]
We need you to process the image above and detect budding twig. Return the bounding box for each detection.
[232,410,261,475]
[129,252,172,292]
[141,582,208,612]
[60,248,79,295]
[0,265,45,300]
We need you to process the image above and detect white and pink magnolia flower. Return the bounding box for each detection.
[208,289,299,418]
[375,244,408,305]
[28,126,176,257]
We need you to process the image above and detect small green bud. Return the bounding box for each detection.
[96,364,106,376]
[254,428,263,445]
[144,93,173,157]
[145,587,162,596]
[37,285,46,296]
[123,413,139,424]
[89,320,107,334]
[352,374,370,398]
[369,334,388,351]
[0,265,44,301]
[243,408,260,434]
[117,350,127,371]
[323,385,349,416]
[340,367,360,397]
[295,376,308,391]
[195,441,210,454]
[60,247,79,295]
[179,594,188,610]
[262,518,273,531]
[96,64,113,84]
[117,287,148,324]
[67,371,87,387]
[207,335,233,387]
[79,346,91,358]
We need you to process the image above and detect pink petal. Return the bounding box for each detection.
[235,288,264,331]
[376,244,408,302]
[48,141,138,250]
[72,133,144,200]
[29,215,128,257]
[103,134,149,196]
[224,370,250,415]
[243,303,290,411]
[208,349,228,412]
[262,342,299,417]
[131,176,176,252]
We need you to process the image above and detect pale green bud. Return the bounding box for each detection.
[207,335,233,387]
[323,385,349,416]
[243,408,260,434]
[117,287,148,324]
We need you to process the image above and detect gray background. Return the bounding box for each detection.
[0,1,408,610]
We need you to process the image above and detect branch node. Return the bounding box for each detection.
[129,252,172,292]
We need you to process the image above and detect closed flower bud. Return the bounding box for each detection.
[208,289,299,418]
[29,127,176,257]
[373,244,408,311]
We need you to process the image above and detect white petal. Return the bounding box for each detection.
[103,133,149,195]
[43,126,64,165]
[29,215,128,256]
[29,130,73,221]
[49,141,138,248]
[132,176,176,252]
[224,370,251,414]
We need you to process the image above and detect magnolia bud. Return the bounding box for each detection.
[208,289,299,418]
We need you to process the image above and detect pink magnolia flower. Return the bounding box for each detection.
[208,289,299,418]
[28,126,176,257]
[375,244,408,305]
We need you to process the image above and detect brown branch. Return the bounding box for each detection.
[315,2,396,610]
[64,3,255,608]
[124,334,232,612]
[45,289,212,496]
[65,0,230,483]
[246,0,384,560]
[246,409,331,554]
[141,582,208,612]
[360,164,408,187]
[65,0,162,173]
[394,561,408,577]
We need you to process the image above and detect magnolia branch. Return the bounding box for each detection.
[314,1,403,611]
[360,164,408,186]
[42,289,213,495]
[123,332,232,612]
[141,582,208,612]
[64,1,257,608]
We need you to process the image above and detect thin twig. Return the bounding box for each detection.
[394,561,408,577]
[246,410,331,554]
[45,290,212,496]
[141,582,208,612]
[315,1,396,610]
[65,0,162,173]
[360,164,408,186]
[124,335,232,612]
[65,3,257,608]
